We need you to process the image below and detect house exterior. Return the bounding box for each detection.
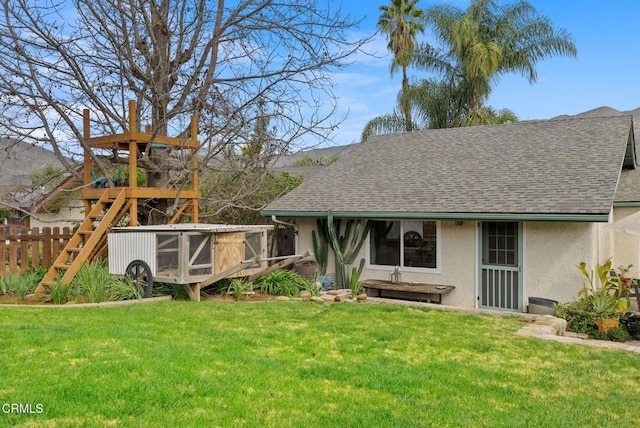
[263,114,640,312]
[27,174,84,229]
[1,137,81,228]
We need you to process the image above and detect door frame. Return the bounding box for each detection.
[477,221,524,312]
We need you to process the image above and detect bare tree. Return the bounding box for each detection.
[0,0,369,223]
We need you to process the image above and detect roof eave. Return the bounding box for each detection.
[614,201,640,207]
[261,210,610,222]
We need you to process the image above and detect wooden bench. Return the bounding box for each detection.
[360,279,455,304]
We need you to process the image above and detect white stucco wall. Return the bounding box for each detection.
[296,218,477,307]
[361,220,477,308]
[295,217,606,311]
[609,207,640,275]
[523,221,597,306]
[30,204,83,230]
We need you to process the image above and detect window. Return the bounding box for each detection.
[369,220,439,270]
[482,222,517,266]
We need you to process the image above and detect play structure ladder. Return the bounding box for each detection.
[35,189,128,292]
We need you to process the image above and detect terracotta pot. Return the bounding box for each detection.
[597,318,619,333]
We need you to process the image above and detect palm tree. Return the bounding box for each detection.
[415,0,577,121]
[378,0,425,132]
[361,78,516,141]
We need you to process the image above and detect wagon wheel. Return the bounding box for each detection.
[125,260,153,298]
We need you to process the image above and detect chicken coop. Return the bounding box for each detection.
[107,224,272,299]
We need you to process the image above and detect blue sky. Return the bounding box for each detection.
[326,0,640,147]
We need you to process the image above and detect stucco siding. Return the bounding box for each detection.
[295,217,602,310]
[295,218,476,307]
[30,205,83,230]
[523,222,596,306]
[610,207,640,273]
[362,220,476,307]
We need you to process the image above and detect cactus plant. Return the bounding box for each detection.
[325,211,371,289]
[311,226,328,277]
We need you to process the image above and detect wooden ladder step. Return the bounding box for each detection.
[53,263,71,270]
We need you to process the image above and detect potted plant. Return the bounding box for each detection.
[577,259,631,333]
[589,288,620,332]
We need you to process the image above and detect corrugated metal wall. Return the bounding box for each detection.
[108,232,157,275]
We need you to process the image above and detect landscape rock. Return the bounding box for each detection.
[532,316,567,336]
[564,331,589,339]
[320,294,336,302]
[275,296,290,301]
[514,325,556,337]
[310,296,324,303]
[356,293,367,301]
[300,290,311,301]
[335,293,353,302]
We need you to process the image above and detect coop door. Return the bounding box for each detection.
[214,232,245,273]
[188,234,213,276]
[479,222,523,312]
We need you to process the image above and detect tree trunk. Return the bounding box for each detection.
[402,66,413,132]
[146,0,174,225]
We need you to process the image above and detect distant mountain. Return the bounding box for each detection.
[0,138,66,186]
[552,106,640,123]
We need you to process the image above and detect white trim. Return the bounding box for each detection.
[474,221,482,309]
[522,222,527,310]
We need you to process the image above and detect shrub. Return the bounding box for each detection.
[592,325,632,342]
[108,276,141,301]
[555,298,599,337]
[0,269,42,299]
[152,283,188,300]
[221,279,253,301]
[254,270,311,297]
[47,280,69,305]
[70,260,141,303]
[556,297,635,342]
[72,261,109,303]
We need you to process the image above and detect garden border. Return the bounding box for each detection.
[0,295,172,308]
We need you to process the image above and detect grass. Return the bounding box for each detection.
[0,302,638,427]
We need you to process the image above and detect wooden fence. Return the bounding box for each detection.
[1,227,75,276]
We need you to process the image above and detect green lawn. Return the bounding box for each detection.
[0,301,638,427]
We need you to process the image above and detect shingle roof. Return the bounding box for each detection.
[263,115,634,220]
[615,167,640,203]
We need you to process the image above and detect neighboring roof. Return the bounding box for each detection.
[269,144,354,168]
[30,173,83,214]
[263,115,634,222]
[270,144,355,180]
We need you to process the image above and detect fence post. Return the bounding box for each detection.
[30,227,40,269]
[19,228,29,273]
[42,227,52,267]
[1,226,74,275]
[0,228,6,277]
